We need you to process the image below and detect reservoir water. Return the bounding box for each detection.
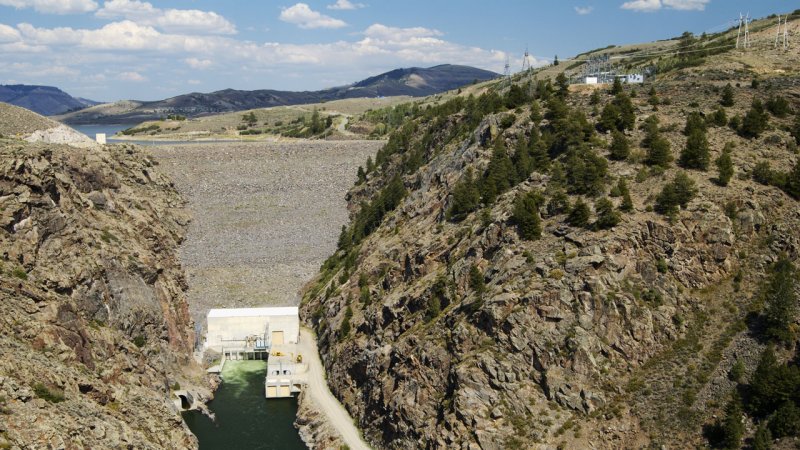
[182,361,306,450]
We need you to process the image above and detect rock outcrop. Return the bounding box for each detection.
[0,107,204,448]
[301,27,800,449]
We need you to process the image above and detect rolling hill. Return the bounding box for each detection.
[0,84,98,116]
[57,64,498,125]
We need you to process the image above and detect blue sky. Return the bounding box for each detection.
[0,0,791,101]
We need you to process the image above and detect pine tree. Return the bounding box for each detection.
[609,130,630,161]
[655,171,696,216]
[615,92,636,131]
[792,113,800,145]
[720,392,744,450]
[751,424,772,450]
[481,139,515,203]
[447,168,481,222]
[594,197,620,229]
[567,198,590,228]
[598,103,621,133]
[513,135,533,181]
[740,99,769,138]
[611,77,623,95]
[365,156,375,173]
[720,83,735,107]
[763,256,798,344]
[356,166,367,184]
[512,191,544,240]
[590,89,601,106]
[469,264,485,295]
[785,160,800,200]
[715,147,734,186]
[679,128,710,170]
[555,72,569,98]
[710,106,728,127]
[530,100,543,124]
[643,115,672,167]
[683,111,707,136]
[617,178,634,212]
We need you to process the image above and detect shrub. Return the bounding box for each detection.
[469,264,486,293]
[546,190,570,217]
[618,178,634,212]
[593,197,620,229]
[709,107,727,127]
[765,95,790,118]
[729,359,745,382]
[512,190,544,240]
[792,114,800,145]
[425,276,448,322]
[769,402,800,438]
[133,335,146,348]
[33,383,64,403]
[567,198,590,228]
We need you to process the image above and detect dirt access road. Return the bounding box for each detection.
[299,328,371,450]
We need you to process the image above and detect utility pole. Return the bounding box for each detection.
[775,15,782,49]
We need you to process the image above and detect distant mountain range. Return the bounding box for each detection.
[56,64,499,125]
[0,85,99,116]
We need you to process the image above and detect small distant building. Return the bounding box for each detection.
[622,73,644,84]
[584,76,599,85]
[205,306,299,358]
[95,133,106,144]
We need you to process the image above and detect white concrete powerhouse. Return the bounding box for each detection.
[205,306,300,352]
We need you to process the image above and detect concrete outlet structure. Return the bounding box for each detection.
[204,306,307,398]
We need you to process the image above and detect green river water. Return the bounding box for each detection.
[182,361,306,450]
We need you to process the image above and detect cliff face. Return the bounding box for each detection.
[0,118,201,447]
[301,30,800,449]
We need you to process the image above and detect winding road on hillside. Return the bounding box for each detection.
[299,328,371,450]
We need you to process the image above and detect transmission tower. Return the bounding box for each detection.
[775,14,783,49]
[521,47,534,94]
[736,13,750,49]
[783,14,789,50]
[503,55,511,88]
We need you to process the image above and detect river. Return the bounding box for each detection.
[182,361,306,450]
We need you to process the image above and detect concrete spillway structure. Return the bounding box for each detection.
[204,307,307,398]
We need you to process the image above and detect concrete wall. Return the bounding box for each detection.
[205,308,300,351]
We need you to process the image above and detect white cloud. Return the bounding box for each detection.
[574,6,593,15]
[0,0,97,14]
[327,0,364,10]
[118,71,145,82]
[620,0,661,12]
[280,3,347,29]
[621,0,709,12]
[187,79,201,85]
[185,57,212,69]
[96,0,236,35]
[0,23,20,42]
[662,0,709,10]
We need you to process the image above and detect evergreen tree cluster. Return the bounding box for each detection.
[655,171,697,217]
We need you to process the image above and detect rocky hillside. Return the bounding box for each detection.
[0,85,97,116]
[0,106,204,448]
[0,102,95,148]
[302,13,800,449]
[57,65,498,125]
